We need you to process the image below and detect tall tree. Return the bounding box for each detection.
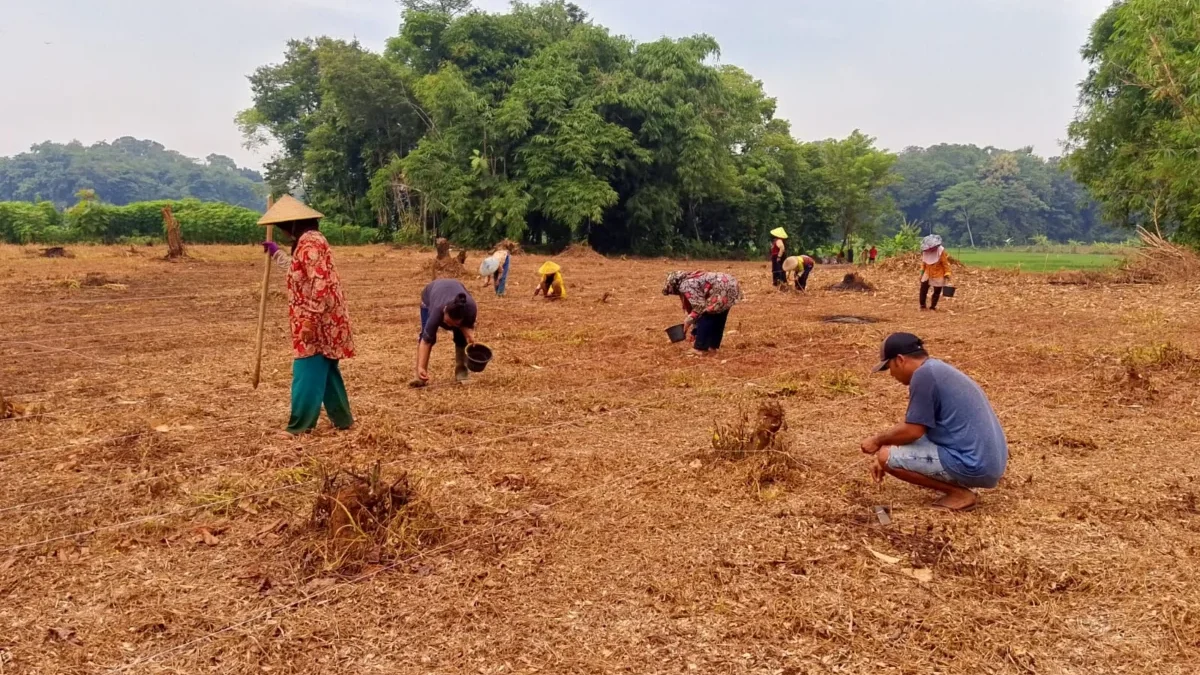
[816,131,898,247]
[1066,0,1200,244]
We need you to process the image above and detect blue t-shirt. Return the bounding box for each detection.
[905,359,1008,488]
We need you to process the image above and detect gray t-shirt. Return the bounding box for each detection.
[906,359,1008,488]
[420,279,477,345]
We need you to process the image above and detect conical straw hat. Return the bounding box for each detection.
[258,195,324,226]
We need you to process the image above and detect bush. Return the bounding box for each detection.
[0,197,382,245]
[323,222,380,246]
[0,201,62,243]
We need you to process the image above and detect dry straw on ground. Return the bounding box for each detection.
[1,243,1199,673]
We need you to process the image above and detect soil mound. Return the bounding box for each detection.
[826,273,876,292]
[558,243,604,260]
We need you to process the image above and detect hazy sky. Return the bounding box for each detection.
[1,0,1112,170]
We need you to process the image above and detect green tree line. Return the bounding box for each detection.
[235,0,1125,254]
[237,1,904,255]
[0,138,266,211]
[8,0,1187,252]
[0,192,375,246]
[887,144,1116,247]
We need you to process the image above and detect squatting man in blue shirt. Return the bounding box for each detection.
[860,333,1009,512]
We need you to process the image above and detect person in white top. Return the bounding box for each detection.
[479,248,511,296]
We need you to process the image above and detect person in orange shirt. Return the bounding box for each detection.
[919,235,952,311]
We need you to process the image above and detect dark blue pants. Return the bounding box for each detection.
[771,259,786,286]
[693,311,730,351]
[796,264,813,290]
[419,306,467,348]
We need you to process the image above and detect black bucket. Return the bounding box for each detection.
[465,344,493,373]
[666,324,687,343]
[942,285,957,298]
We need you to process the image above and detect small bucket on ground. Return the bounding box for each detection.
[666,324,687,343]
[942,286,957,298]
[466,344,493,373]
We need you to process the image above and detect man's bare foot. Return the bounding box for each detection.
[276,431,297,441]
[932,489,978,512]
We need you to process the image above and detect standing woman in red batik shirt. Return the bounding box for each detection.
[260,196,356,435]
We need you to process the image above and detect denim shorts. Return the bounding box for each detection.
[887,436,961,486]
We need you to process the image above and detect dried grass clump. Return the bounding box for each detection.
[1,394,31,419]
[1122,228,1200,284]
[820,370,864,397]
[495,238,524,255]
[711,402,802,489]
[308,462,442,573]
[1120,342,1195,373]
[877,252,966,272]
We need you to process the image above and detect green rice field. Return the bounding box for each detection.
[952,250,1125,272]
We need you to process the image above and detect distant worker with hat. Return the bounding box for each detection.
[769,227,788,287]
[480,247,511,296]
[260,196,356,436]
[783,253,816,291]
[919,235,952,311]
[662,271,742,357]
[533,261,567,300]
[860,333,1008,511]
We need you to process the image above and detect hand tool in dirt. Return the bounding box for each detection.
[252,197,275,389]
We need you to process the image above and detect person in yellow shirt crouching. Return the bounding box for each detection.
[534,261,567,300]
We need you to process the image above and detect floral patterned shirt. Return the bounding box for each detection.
[272,230,355,360]
[676,272,742,322]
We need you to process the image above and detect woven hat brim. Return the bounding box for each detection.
[258,195,324,225]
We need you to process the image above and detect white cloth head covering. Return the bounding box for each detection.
[921,235,944,265]
[479,257,500,276]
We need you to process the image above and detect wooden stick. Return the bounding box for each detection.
[252,198,275,389]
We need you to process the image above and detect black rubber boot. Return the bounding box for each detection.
[455,347,470,383]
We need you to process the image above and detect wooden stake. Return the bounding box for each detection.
[252,197,276,389]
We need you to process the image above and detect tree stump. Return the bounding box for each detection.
[162,206,186,259]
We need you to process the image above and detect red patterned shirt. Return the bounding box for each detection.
[272,231,355,360]
[676,272,742,322]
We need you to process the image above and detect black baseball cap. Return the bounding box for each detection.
[873,333,925,372]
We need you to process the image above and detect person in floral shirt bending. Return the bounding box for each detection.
[260,196,355,436]
[662,271,742,357]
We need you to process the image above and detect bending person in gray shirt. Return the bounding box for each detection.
[413,279,478,387]
[860,333,1008,511]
